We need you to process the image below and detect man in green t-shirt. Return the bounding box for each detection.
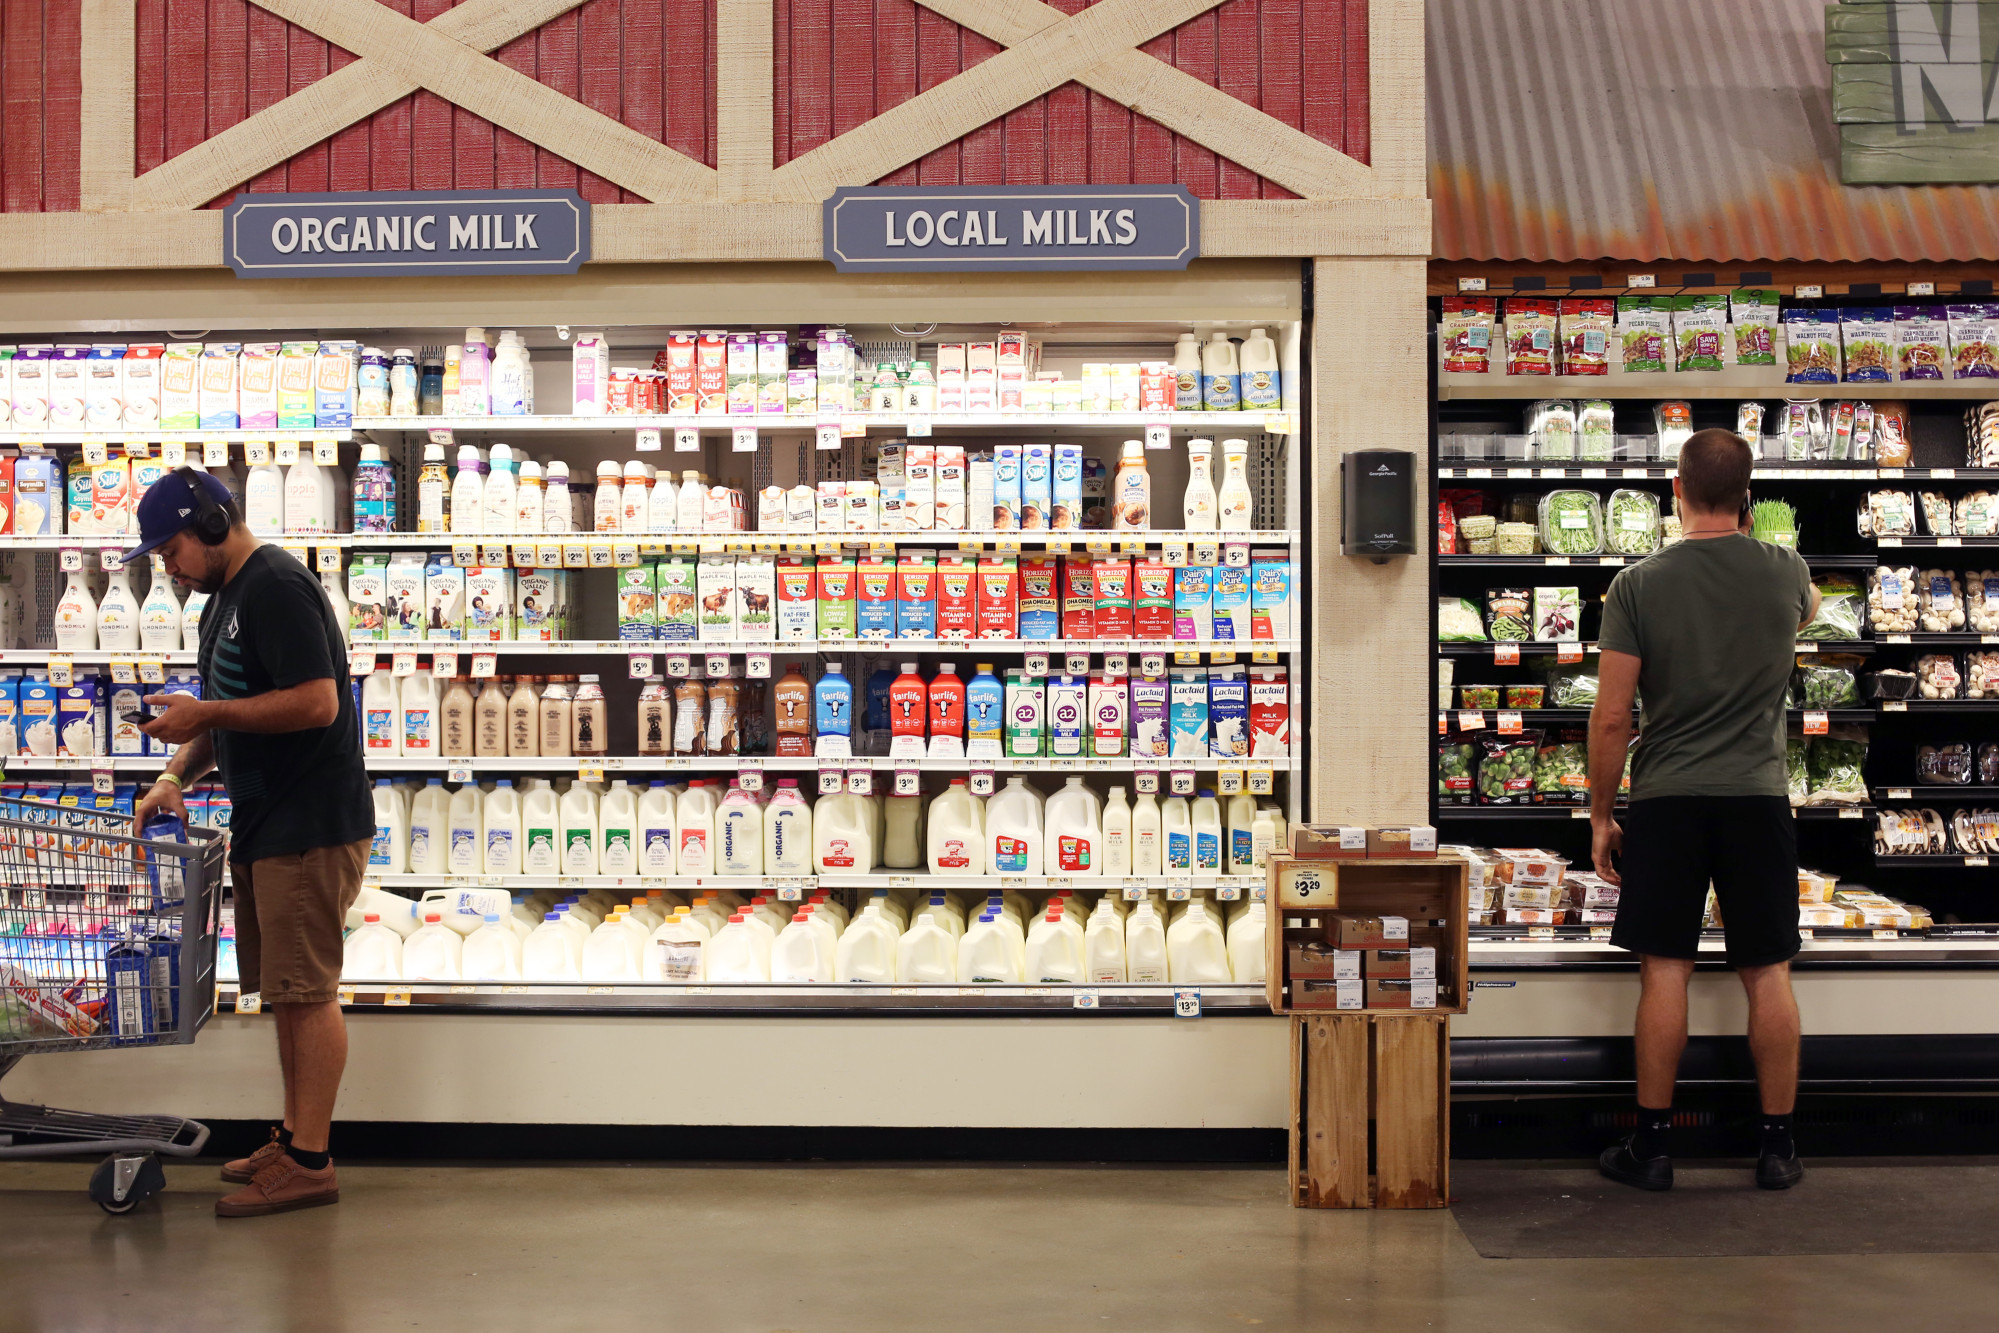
[1588,429,1821,1194]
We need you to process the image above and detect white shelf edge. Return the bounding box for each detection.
[351,412,1293,433]
[350,639,1299,656]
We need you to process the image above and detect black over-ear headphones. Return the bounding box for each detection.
[172,466,231,545]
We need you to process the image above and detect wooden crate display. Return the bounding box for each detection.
[1264,854,1470,1016]
[1288,1012,1451,1209]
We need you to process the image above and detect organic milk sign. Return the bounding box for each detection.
[223,189,590,279]
[824,185,1199,272]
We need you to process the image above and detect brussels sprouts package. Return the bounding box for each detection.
[1796,657,1860,708]
[1533,732,1590,805]
[1437,736,1476,805]
[1476,731,1543,805]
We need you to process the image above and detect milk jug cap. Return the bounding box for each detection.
[364,913,381,923]
[424,913,442,924]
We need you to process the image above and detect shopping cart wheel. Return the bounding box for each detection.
[89,1152,165,1215]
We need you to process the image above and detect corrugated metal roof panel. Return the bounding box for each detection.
[1429,0,1999,263]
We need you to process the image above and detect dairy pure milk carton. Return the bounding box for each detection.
[1251,552,1293,638]
[1174,565,1214,640]
[1208,667,1249,758]
[1210,564,1251,642]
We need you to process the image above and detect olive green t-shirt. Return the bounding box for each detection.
[1597,534,1814,800]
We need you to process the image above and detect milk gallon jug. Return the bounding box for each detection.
[599,780,638,875]
[522,913,580,980]
[926,778,984,875]
[1239,327,1281,410]
[834,904,897,983]
[482,779,522,875]
[985,777,1043,876]
[342,914,404,981]
[638,780,678,875]
[362,670,401,756]
[1085,897,1128,983]
[1161,796,1192,871]
[399,671,439,758]
[772,913,833,983]
[1025,908,1085,983]
[522,780,561,873]
[957,912,1020,983]
[1125,898,1168,982]
[461,914,523,981]
[646,911,708,982]
[717,782,764,875]
[409,778,449,874]
[882,793,923,870]
[1100,787,1133,876]
[676,779,717,874]
[1168,898,1233,982]
[813,790,873,875]
[895,915,956,983]
[369,779,408,873]
[1043,776,1101,876]
[764,779,813,874]
[1227,901,1267,983]
[1200,332,1240,411]
[582,916,639,981]
[447,782,484,875]
[402,913,464,981]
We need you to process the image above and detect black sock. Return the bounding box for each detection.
[277,1126,294,1149]
[285,1145,331,1171]
[1759,1113,1795,1159]
[1631,1104,1674,1159]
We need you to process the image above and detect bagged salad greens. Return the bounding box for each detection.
[1438,596,1487,642]
[1731,290,1780,365]
[1538,490,1604,556]
[1605,488,1661,555]
[1805,730,1870,806]
[1476,731,1542,805]
[1796,657,1860,708]
[1533,586,1581,641]
[1578,400,1616,461]
[1786,738,1810,805]
[1671,294,1727,372]
[1484,587,1532,642]
[1840,309,1894,383]
[1785,310,1842,383]
[1533,732,1590,804]
[1617,296,1672,373]
[1799,574,1865,641]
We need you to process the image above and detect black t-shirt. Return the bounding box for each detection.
[196,545,373,861]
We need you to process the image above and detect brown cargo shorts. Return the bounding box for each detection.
[231,839,370,1004]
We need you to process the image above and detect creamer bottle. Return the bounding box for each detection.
[417,443,450,532]
[1161,795,1192,871]
[482,779,522,875]
[927,777,984,875]
[96,565,138,651]
[621,461,650,531]
[482,443,517,534]
[441,676,477,756]
[399,670,439,757]
[1101,787,1133,877]
[138,571,182,651]
[1239,328,1280,409]
[450,445,484,534]
[560,780,600,875]
[507,675,540,756]
[717,781,764,875]
[1112,439,1150,530]
[676,778,717,875]
[1171,332,1202,407]
[1182,439,1218,530]
[1191,789,1224,872]
[639,780,678,875]
[490,330,529,416]
[522,780,561,874]
[542,460,572,533]
[514,460,544,533]
[410,778,449,874]
[180,590,209,651]
[590,460,622,531]
[1217,439,1253,531]
[765,778,813,875]
[1200,333,1240,411]
[648,469,677,533]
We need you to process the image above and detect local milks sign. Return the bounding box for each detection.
[223,189,590,279]
[823,185,1199,272]
[1827,1,1999,183]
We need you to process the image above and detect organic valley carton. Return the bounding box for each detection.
[654,556,698,641]
[466,562,513,638]
[618,563,657,640]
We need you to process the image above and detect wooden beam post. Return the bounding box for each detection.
[716,0,777,201]
[1369,0,1427,196]
[78,0,137,211]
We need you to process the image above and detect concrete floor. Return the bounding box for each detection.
[2,1160,1996,1332]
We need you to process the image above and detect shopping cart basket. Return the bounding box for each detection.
[0,795,226,1212]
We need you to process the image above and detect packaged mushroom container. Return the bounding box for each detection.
[1858,490,1917,539]
[1920,492,1956,537]
[1917,742,1975,785]
[1969,572,1999,634]
[1959,492,1998,538]
[1965,650,1999,700]
[1919,569,1966,632]
[1916,652,1965,699]
[1868,565,1922,634]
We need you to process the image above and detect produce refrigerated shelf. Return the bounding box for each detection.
[349,411,1292,434]
[1437,553,1879,569]
[1437,640,1878,656]
[1434,465,1994,481]
[1437,374,1999,401]
[349,639,1300,658]
[1874,856,1994,869]
[1876,787,1999,802]
[1877,537,1999,549]
[1439,804,1875,820]
[215,981,1273,1014]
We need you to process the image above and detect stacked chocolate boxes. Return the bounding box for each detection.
[1287,913,1439,1011]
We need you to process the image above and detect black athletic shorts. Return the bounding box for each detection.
[1608,795,1801,968]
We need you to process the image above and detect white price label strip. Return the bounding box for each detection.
[629,653,655,679]
[674,428,700,453]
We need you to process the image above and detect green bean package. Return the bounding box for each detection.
[1799,575,1865,641]
[1476,731,1543,805]
[1805,731,1870,806]
[1538,490,1604,556]
[1485,587,1532,642]
[1546,657,1601,707]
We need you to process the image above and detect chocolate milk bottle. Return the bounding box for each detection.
[637,677,670,756]
[455,676,492,756]
[571,674,608,757]
[508,675,540,756]
[673,676,707,756]
[539,675,574,758]
[773,663,812,757]
[705,672,740,756]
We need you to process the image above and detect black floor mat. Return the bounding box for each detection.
[1451,1161,1999,1258]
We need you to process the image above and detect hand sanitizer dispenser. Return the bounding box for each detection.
[1341,449,1416,561]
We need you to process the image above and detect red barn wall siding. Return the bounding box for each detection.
[0,0,1361,212]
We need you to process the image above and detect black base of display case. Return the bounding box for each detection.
[1453,1033,1999,1094]
[190,1121,1290,1165]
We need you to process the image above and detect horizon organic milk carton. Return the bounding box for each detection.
[977,554,1016,639]
[776,556,816,641]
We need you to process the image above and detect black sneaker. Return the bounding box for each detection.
[1598,1136,1673,1191]
[1756,1149,1804,1190]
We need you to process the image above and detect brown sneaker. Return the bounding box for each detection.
[215,1155,339,1218]
[220,1128,287,1184]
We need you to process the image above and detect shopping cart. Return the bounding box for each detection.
[0,795,226,1213]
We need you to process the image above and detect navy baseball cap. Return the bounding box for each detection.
[122,468,233,563]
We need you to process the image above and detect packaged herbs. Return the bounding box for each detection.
[1559,299,1615,375]
[1605,488,1661,555]
[1504,299,1559,375]
[1537,490,1604,556]
[1750,498,1798,548]
[1737,402,1767,455]
[1895,305,1948,381]
[1578,400,1615,460]
[1841,308,1894,383]
[1533,586,1581,641]
[1781,399,1823,461]
[1948,304,1999,379]
[1671,294,1727,372]
[1804,730,1870,806]
[1528,399,1577,460]
[1730,290,1780,365]
[1485,587,1532,642]
[1441,297,1498,373]
[1617,296,1672,373]
[1654,400,1694,460]
[1784,310,1841,383]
